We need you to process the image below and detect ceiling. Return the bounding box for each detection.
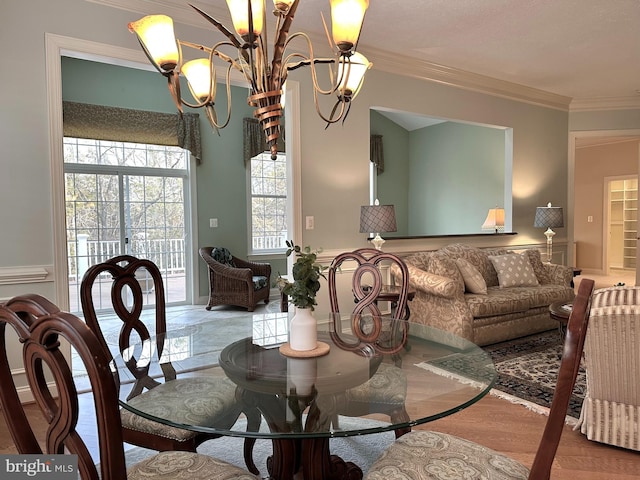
[102,0,640,109]
[353,0,640,104]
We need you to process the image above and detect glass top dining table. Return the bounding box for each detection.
[115,311,496,480]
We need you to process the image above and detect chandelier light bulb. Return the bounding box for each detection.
[337,52,372,99]
[181,58,216,102]
[226,0,265,41]
[128,15,179,72]
[330,0,369,52]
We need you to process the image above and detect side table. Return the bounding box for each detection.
[549,300,572,339]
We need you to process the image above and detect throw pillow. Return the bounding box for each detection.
[521,249,552,284]
[455,258,488,294]
[488,253,540,288]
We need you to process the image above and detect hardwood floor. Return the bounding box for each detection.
[1,301,638,478]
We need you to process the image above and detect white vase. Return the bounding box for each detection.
[289,307,317,351]
[287,357,318,396]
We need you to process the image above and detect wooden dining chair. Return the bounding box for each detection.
[326,248,412,437]
[80,255,260,472]
[365,278,596,480]
[0,294,257,480]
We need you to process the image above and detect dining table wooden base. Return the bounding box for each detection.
[266,437,362,480]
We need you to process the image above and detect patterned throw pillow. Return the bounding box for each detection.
[521,249,552,284]
[455,258,488,294]
[488,253,540,288]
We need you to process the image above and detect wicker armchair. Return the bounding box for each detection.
[576,286,640,451]
[199,246,271,312]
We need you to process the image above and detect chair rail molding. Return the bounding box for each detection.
[0,266,51,285]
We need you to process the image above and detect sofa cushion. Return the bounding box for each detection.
[521,248,552,284]
[440,243,509,287]
[466,287,537,317]
[489,253,539,288]
[455,258,487,294]
[428,251,464,291]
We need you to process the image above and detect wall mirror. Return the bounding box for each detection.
[370,107,513,237]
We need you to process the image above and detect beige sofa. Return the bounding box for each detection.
[395,243,575,348]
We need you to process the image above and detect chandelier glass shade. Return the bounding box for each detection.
[128,0,372,159]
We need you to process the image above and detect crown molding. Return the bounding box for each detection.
[366,47,572,111]
[569,95,640,112]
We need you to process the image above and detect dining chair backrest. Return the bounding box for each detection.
[529,277,595,478]
[328,248,410,356]
[0,294,129,480]
[80,255,173,399]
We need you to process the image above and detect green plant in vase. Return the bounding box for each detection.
[277,240,327,311]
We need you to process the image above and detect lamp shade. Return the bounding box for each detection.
[359,204,397,234]
[534,203,564,228]
[482,208,505,232]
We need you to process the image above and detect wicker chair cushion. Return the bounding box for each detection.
[345,363,407,404]
[121,377,240,441]
[128,451,257,479]
[365,430,529,480]
[212,247,235,266]
[252,275,268,290]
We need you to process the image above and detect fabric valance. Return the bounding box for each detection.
[62,101,202,164]
[243,117,286,166]
[370,134,384,174]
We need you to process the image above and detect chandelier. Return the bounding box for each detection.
[128,0,372,159]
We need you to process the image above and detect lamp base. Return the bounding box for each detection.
[370,233,386,251]
[544,228,556,263]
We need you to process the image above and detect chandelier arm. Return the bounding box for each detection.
[188,3,249,64]
[270,0,300,94]
[203,65,234,131]
[166,71,184,113]
[283,33,340,97]
[311,84,348,125]
[179,39,246,76]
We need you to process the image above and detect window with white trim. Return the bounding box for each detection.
[249,152,288,253]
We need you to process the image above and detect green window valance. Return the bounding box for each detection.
[243,117,286,166]
[370,134,384,174]
[62,101,202,164]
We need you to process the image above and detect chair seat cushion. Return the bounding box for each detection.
[121,377,240,441]
[346,363,407,404]
[128,451,257,479]
[252,275,268,291]
[365,430,529,480]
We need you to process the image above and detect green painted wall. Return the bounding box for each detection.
[370,110,505,237]
[409,122,505,235]
[369,110,410,235]
[61,57,285,298]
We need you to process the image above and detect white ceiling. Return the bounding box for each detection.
[355,0,640,103]
[98,0,640,109]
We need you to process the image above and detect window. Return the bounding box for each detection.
[249,152,287,253]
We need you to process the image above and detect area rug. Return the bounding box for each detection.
[124,416,394,477]
[418,330,585,421]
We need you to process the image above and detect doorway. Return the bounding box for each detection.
[64,137,191,313]
[605,176,637,274]
[570,130,640,285]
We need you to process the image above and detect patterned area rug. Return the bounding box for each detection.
[422,330,585,420]
[484,330,586,419]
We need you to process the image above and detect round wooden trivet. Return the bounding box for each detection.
[279,341,330,358]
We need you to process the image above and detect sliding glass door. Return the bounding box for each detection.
[64,138,191,313]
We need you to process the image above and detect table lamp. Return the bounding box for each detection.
[481,207,505,233]
[534,202,564,262]
[360,201,397,250]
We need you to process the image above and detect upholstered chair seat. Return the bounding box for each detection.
[121,377,241,441]
[128,451,256,479]
[364,430,529,480]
